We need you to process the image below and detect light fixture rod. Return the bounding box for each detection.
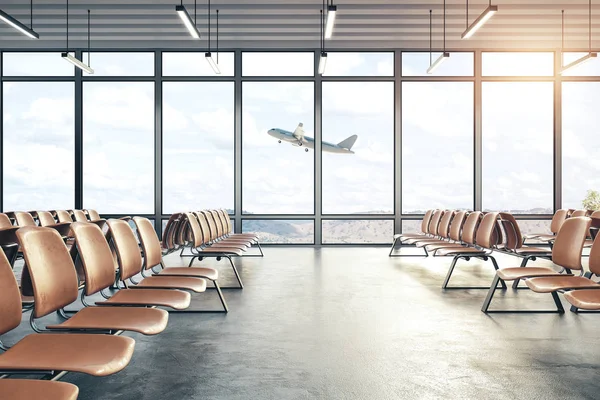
[216,9,219,64]
[208,0,211,52]
[561,1,598,74]
[429,9,432,67]
[87,9,91,66]
[443,0,446,52]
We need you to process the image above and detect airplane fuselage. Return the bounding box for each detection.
[267,128,354,154]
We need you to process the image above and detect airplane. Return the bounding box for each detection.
[267,123,358,154]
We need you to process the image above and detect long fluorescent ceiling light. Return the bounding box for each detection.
[561,52,598,74]
[318,52,328,75]
[427,52,450,74]
[0,9,39,39]
[462,4,498,39]
[62,52,94,74]
[176,4,201,39]
[205,52,221,74]
[325,5,337,39]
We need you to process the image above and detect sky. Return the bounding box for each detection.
[2,51,599,219]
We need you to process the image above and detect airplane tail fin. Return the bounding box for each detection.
[337,135,358,150]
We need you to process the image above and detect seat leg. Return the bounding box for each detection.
[442,256,460,289]
[226,256,244,289]
[511,257,531,290]
[481,275,501,313]
[489,256,507,290]
[388,237,399,257]
[552,291,565,314]
[214,280,229,312]
[188,256,198,268]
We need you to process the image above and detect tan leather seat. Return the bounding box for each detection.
[198,211,251,248]
[435,246,487,256]
[100,288,191,309]
[217,209,259,242]
[86,209,102,221]
[37,211,58,226]
[70,222,191,311]
[73,210,89,222]
[526,227,600,300]
[47,306,168,335]
[0,249,135,377]
[133,217,219,282]
[56,210,74,223]
[184,212,245,256]
[0,213,13,229]
[157,267,219,280]
[514,247,552,254]
[523,209,567,241]
[497,267,564,281]
[0,379,78,400]
[0,333,134,376]
[132,276,207,292]
[106,219,208,293]
[14,212,37,227]
[482,216,591,313]
[18,226,168,335]
[525,276,599,293]
[404,210,444,245]
[563,290,600,310]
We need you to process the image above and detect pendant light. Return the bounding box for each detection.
[427,1,450,74]
[462,0,498,39]
[176,0,201,39]
[0,0,39,39]
[561,1,597,74]
[205,0,220,74]
[61,1,93,74]
[325,0,337,39]
[319,7,327,75]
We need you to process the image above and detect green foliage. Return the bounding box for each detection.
[582,190,600,211]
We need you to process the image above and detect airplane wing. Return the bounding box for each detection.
[292,123,305,141]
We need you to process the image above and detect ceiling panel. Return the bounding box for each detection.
[0,1,598,50]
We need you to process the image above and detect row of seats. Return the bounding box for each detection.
[0,208,262,399]
[389,208,600,313]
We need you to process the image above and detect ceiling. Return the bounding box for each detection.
[1,0,599,50]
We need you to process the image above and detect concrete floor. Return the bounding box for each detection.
[5,247,600,399]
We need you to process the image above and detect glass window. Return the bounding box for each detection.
[3,52,74,76]
[482,82,554,213]
[242,52,314,76]
[322,82,394,214]
[83,82,154,214]
[163,52,235,76]
[163,82,234,213]
[562,82,600,209]
[518,219,552,242]
[242,220,314,244]
[402,52,474,76]
[402,219,422,234]
[323,52,394,76]
[3,82,74,210]
[322,220,393,244]
[561,52,600,76]
[402,82,474,213]
[482,52,554,76]
[86,52,154,76]
[242,82,314,214]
